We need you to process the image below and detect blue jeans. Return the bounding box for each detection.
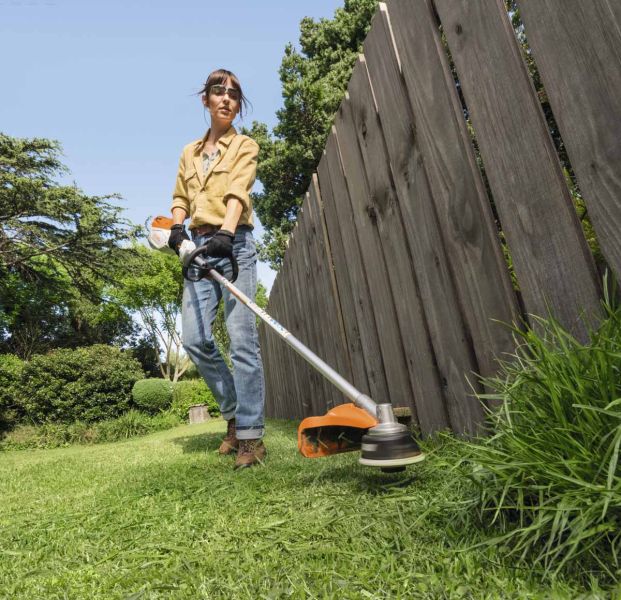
[182,226,265,439]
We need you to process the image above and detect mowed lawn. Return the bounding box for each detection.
[0,420,601,599]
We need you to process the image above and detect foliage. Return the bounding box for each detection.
[0,133,139,296]
[0,353,24,431]
[19,345,144,424]
[211,280,269,364]
[0,268,138,358]
[244,0,378,268]
[0,420,610,597]
[131,378,175,415]
[447,298,621,579]
[0,133,140,357]
[0,410,181,450]
[170,379,219,420]
[114,244,189,381]
[128,334,162,378]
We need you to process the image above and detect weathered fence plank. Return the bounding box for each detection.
[310,174,353,388]
[333,106,417,414]
[343,50,485,434]
[339,61,449,432]
[317,141,383,400]
[517,0,621,282]
[382,0,520,379]
[434,0,602,340]
[278,231,308,418]
[306,180,353,410]
[315,158,370,400]
[263,277,283,418]
[268,270,287,418]
[295,202,339,415]
[286,223,323,418]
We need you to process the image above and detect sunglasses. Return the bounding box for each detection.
[209,84,241,101]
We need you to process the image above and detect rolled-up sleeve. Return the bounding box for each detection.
[171,152,190,213]
[223,138,259,211]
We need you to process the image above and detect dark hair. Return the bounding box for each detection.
[198,68,250,118]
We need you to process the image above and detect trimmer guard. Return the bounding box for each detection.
[298,403,378,458]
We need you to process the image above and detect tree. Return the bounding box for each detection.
[0,266,137,358]
[0,133,141,357]
[243,0,378,269]
[114,244,189,382]
[0,133,140,296]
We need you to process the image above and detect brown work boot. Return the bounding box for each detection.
[234,438,266,469]
[218,418,239,455]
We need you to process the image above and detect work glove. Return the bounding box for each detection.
[168,224,190,254]
[204,229,234,259]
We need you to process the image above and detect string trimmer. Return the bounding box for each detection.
[147,216,424,472]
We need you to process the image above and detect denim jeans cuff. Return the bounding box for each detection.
[222,410,236,421]
[235,426,264,440]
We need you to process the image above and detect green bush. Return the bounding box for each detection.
[451,300,621,578]
[0,354,24,431]
[20,345,144,424]
[171,379,220,420]
[0,409,182,450]
[132,379,174,414]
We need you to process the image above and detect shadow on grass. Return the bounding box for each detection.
[171,431,223,454]
[169,419,300,455]
[296,459,426,494]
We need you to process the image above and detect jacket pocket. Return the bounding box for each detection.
[207,163,230,198]
[184,169,201,199]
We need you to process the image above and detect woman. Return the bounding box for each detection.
[168,69,265,469]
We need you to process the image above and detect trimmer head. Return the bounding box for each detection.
[359,426,425,473]
[298,403,425,472]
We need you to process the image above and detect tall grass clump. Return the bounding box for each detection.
[454,298,621,579]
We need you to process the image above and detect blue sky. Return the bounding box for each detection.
[1,0,344,290]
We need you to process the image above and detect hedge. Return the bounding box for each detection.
[19,345,144,424]
[0,410,182,450]
[131,379,175,415]
[0,354,24,431]
[171,379,220,420]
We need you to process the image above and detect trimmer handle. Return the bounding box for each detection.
[182,244,239,283]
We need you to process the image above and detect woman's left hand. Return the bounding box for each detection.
[205,229,234,259]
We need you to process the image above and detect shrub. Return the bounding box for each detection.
[97,409,180,439]
[0,354,24,430]
[452,301,621,578]
[20,345,144,424]
[171,379,220,420]
[132,379,174,414]
[0,410,182,450]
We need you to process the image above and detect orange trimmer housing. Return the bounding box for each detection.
[298,403,378,458]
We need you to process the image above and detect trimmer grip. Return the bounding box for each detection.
[182,244,239,283]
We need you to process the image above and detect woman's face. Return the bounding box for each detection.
[203,76,240,127]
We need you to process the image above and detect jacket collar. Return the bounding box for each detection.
[193,125,237,155]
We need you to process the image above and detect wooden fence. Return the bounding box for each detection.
[258,0,621,435]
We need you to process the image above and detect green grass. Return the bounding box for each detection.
[441,302,621,579]
[0,419,612,599]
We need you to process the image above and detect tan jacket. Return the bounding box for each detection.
[171,126,258,229]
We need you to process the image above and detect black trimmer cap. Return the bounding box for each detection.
[359,428,425,472]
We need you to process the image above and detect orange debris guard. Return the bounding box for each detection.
[298,403,378,458]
